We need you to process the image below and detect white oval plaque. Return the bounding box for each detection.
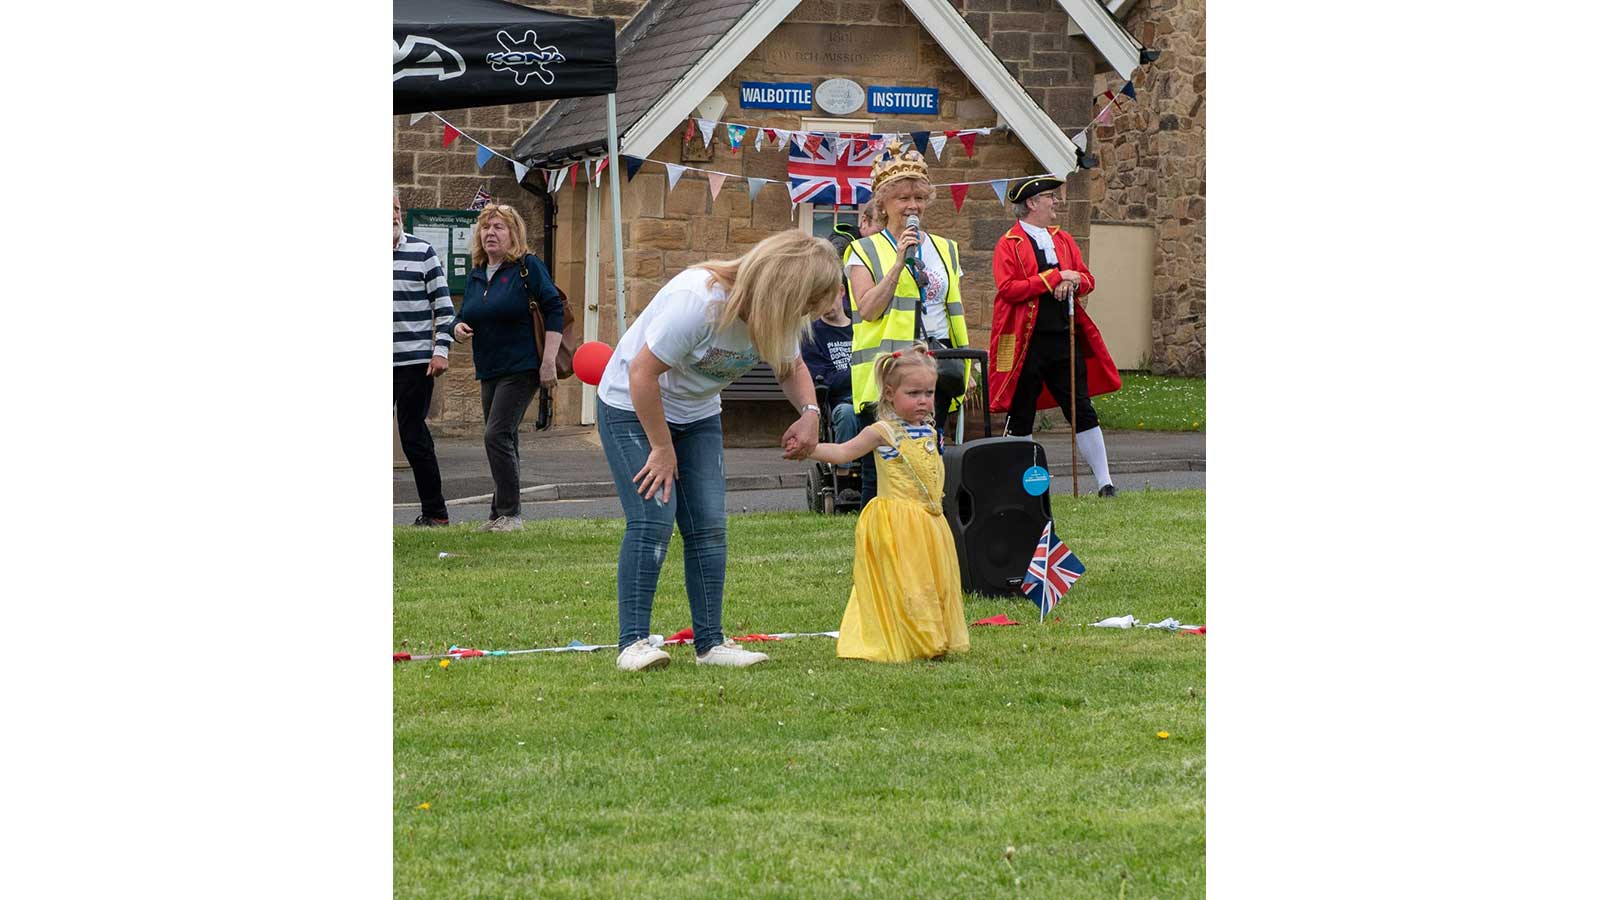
[815,78,865,115]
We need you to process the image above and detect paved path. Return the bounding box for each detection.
[394,425,1204,524]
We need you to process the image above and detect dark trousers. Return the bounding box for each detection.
[1005,331,1100,437]
[394,364,447,520]
[479,370,538,518]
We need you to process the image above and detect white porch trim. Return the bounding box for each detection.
[620,0,804,158]
[1055,0,1143,81]
[899,0,1079,174]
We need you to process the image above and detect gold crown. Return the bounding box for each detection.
[870,141,929,194]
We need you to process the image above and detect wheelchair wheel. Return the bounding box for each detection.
[805,466,826,514]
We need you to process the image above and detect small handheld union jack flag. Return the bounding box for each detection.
[1021,520,1085,620]
[787,135,877,205]
[467,186,493,211]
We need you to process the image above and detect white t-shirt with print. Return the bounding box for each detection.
[846,234,962,340]
[597,267,797,423]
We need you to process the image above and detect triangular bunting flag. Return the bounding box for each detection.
[684,119,696,142]
[990,179,1009,203]
[624,155,645,181]
[726,124,747,154]
[409,112,429,125]
[1071,130,1088,152]
[949,183,970,212]
[513,161,529,183]
[803,133,824,155]
[958,132,977,157]
[910,131,929,154]
[583,158,595,181]
[1140,47,1162,65]
[476,144,494,169]
[773,128,789,148]
[567,163,579,189]
[696,117,716,149]
[1079,153,1099,170]
[707,172,727,202]
[928,133,947,159]
[665,164,685,192]
[595,155,609,182]
[747,177,768,202]
[548,167,567,193]
[1120,81,1136,100]
[1094,102,1114,126]
[442,125,461,147]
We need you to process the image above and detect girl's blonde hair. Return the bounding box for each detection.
[469,204,532,268]
[872,341,938,422]
[696,231,842,378]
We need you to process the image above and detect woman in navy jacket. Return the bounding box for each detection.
[452,204,564,532]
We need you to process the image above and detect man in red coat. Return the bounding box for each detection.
[988,176,1123,497]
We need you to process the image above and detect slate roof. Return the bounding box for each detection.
[512,0,761,167]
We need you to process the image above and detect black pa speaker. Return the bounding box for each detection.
[942,436,1051,597]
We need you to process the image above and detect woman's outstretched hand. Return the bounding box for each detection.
[633,446,678,503]
[780,415,820,460]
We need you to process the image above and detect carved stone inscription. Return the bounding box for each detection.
[761,25,918,77]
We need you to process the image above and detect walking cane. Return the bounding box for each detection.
[1067,286,1079,498]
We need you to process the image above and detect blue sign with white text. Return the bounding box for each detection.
[1022,465,1052,496]
[867,86,939,115]
[739,82,814,110]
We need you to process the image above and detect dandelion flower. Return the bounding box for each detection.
[439,659,450,668]
[1157,731,1170,739]
[415,802,431,810]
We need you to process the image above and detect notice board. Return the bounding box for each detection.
[404,209,479,294]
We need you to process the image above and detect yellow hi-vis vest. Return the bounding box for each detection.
[846,230,971,414]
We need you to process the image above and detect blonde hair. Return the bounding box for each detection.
[695,231,842,378]
[872,341,938,422]
[469,204,532,268]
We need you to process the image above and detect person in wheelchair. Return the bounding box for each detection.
[804,284,863,508]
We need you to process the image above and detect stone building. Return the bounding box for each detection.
[1088,0,1204,375]
[392,0,1203,438]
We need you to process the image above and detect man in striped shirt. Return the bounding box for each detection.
[394,192,456,526]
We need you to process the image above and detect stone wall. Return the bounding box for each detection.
[392,1,646,431]
[395,0,1100,433]
[1088,0,1205,376]
[563,0,1096,439]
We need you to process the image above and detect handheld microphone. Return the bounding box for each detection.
[903,214,928,287]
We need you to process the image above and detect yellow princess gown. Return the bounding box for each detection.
[836,419,970,662]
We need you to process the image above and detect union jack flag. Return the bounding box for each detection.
[467,186,493,211]
[787,135,876,205]
[1021,520,1085,620]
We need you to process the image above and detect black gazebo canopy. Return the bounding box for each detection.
[394,0,617,113]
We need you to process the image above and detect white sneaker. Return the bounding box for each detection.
[476,517,502,533]
[480,515,525,533]
[617,638,670,672]
[695,640,770,668]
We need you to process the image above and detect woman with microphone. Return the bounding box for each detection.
[844,143,972,452]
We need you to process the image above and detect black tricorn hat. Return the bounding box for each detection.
[1007,176,1064,204]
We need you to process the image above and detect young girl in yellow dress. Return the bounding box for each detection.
[807,343,970,662]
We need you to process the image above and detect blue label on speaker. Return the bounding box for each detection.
[1022,465,1051,496]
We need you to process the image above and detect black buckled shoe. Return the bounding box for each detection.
[413,514,450,527]
[1097,484,1118,499]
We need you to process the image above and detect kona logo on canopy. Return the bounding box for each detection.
[392,35,466,82]
[487,29,565,86]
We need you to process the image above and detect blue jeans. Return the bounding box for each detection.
[829,402,861,451]
[597,400,728,656]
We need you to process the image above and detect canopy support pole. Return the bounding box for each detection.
[606,94,627,338]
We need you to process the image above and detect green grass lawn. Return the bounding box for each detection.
[395,490,1205,898]
[1038,373,1205,433]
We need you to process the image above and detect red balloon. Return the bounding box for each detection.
[573,341,614,386]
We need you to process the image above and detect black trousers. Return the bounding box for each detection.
[394,364,447,520]
[1005,330,1100,437]
[479,370,538,518]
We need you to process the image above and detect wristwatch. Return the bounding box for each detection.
[800,404,821,417]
